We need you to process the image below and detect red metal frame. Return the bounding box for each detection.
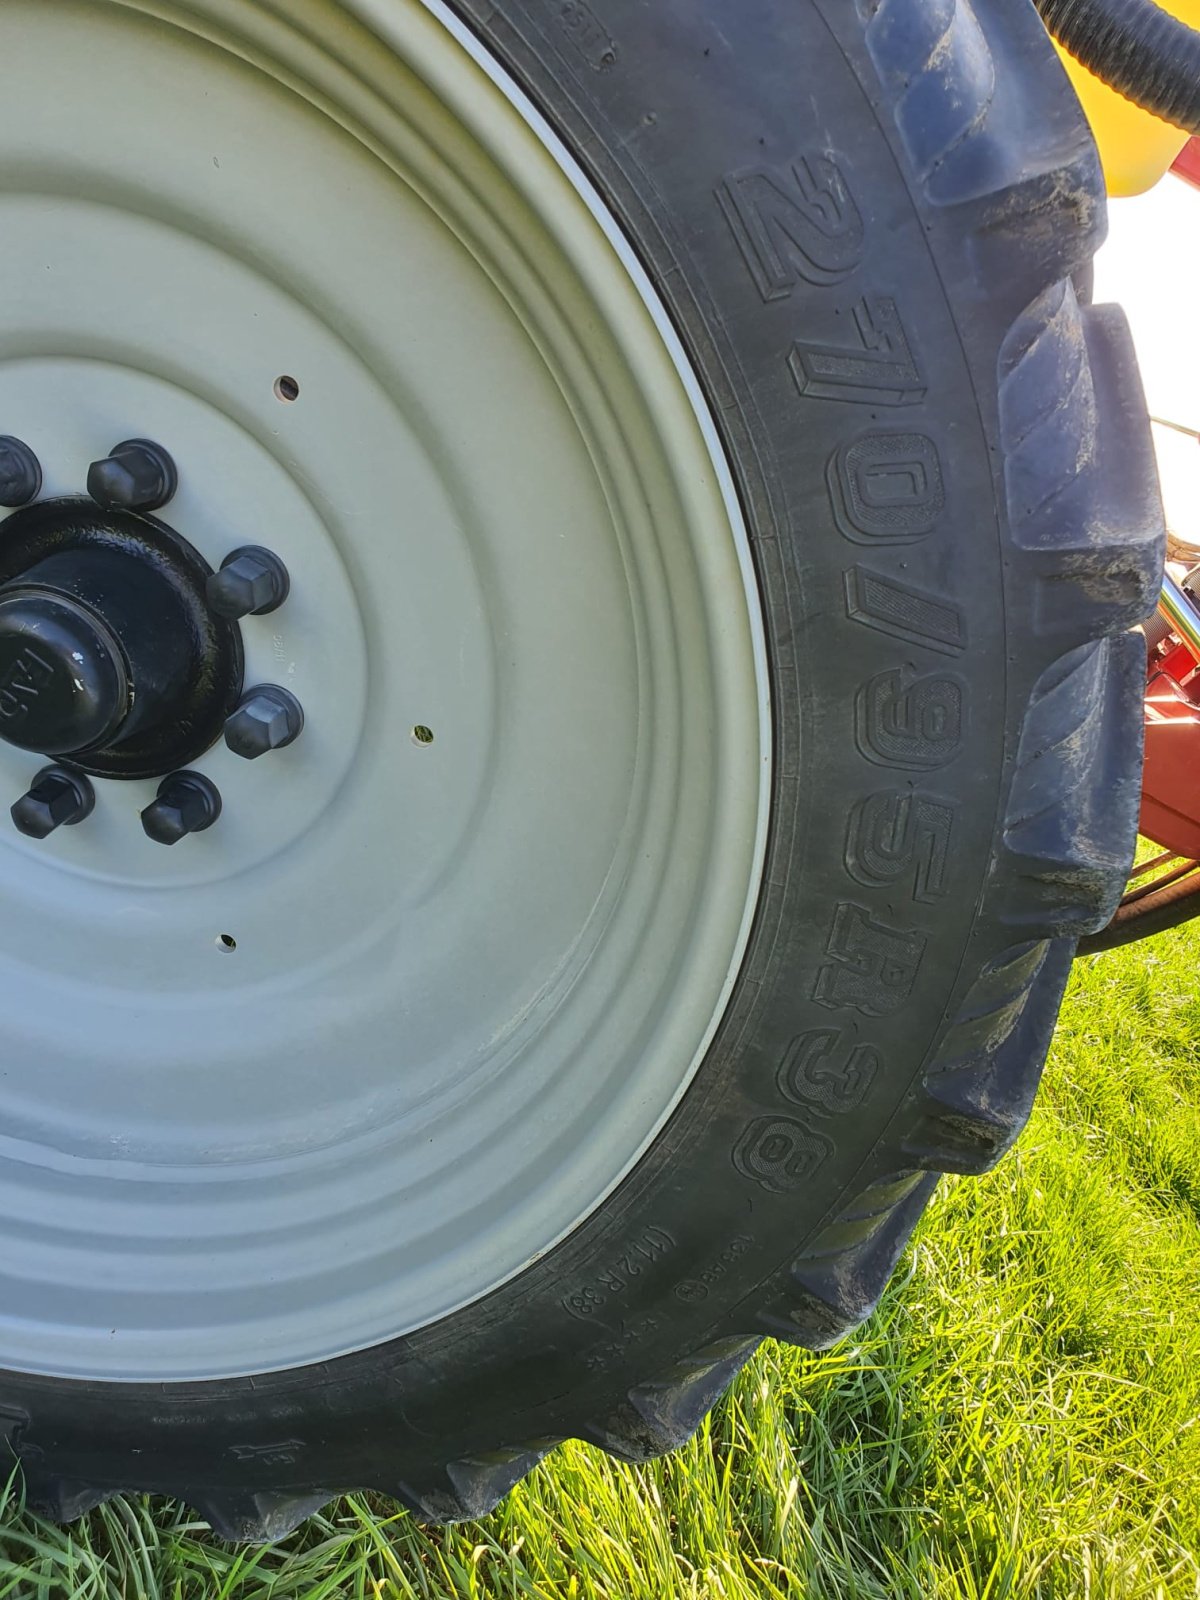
[1142,631,1200,859]
[1173,136,1200,190]
[1134,151,1200,861]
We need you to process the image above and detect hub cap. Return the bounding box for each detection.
[0,0,770,1380]
[0,496,244,775]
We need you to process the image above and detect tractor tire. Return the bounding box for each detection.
[0,0,1163,1541]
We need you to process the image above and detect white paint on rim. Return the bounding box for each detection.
[0,0,770,1380]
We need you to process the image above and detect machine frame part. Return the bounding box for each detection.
[1077,850,1200,952]
[0,0,1163,1540]
[1175,134,1200,185]
[1080,568,1200,953]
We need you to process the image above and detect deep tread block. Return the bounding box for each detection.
[383,1445,556,1523]
[1000,280,1097,525]
[1002,631,1147,935]
[860,0,996,196]
[860,0,1107,293]
[1007,643,1110,832]
[444,1446,553,1519]
[1000,288,1164,647]
[581,1340,758,1462]
[795,1170,928,1260]
[193,1488,335,1544]
[904,939,1073,1173]
[760,1174,940,1349]
[927,940,1050,1068]
[23,1477,114,1524]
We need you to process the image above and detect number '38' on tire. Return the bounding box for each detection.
[0,0,1163,1541]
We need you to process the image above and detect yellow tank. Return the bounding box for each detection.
[1053,0,1200,195]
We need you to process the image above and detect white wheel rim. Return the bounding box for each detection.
[0,0,770,1381]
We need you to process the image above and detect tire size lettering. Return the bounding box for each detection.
[717,154,864,297]
[709,128,974,1170]
[844,566,965,656]
[830,432,945,542]
[733,1117,832,1193]
[846,791,955,903]
[553,0,617,69]
[813,901,926,1016]
[777,1027,879,1114]
[790,296,925,405]
[856,668,965,770]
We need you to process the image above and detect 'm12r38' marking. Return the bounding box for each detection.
[559,1227,675,1322]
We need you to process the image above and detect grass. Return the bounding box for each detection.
[2,923,1198,1598]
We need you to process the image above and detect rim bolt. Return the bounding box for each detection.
[141,770,221,845]
[224,684,304,760]
[87,438,178,513]
[0,436,43,508]
[206,546,290,620]
[11,766,95,839]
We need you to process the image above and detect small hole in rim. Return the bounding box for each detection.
[274,375,300,403]
[216,933,237,951]
[411,725,434,746]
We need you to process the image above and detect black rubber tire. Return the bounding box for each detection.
[2,0,1164,1542]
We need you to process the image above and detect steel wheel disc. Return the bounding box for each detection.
[0,0,769,1380]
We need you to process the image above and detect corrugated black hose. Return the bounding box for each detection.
[1035,0,1200,133]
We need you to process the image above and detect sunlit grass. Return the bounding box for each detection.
[2,925,1198,1598]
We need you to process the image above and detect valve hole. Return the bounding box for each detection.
[215,933,237,952]
[274,375,300,403]
[411,724,434,746]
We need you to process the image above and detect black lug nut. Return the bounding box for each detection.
[141,770,221,845]
[0,436,42,508]
[224,684,304,760]
[206,545,289,620]
[11,766,95,839]
[87,438,178,513]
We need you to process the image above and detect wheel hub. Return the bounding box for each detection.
[0,495,244,776]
